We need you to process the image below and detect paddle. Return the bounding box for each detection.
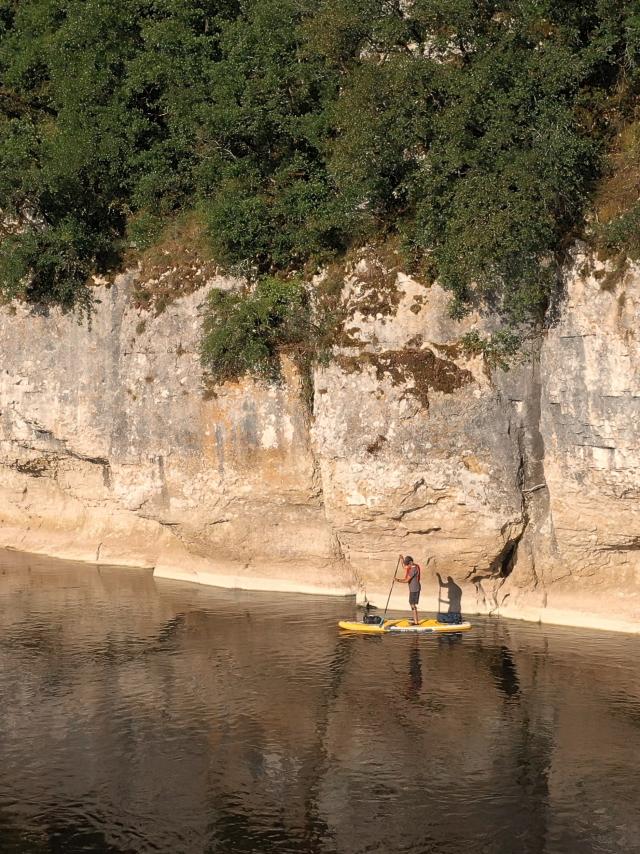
[382,556,402,621]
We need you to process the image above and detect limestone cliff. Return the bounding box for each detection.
[0,254,638,631]
[497,253,640,631]
[0,275,349,596]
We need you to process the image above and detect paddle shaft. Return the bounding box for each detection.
[383,557,402,619]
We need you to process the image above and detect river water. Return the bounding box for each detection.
[0,550,638,854]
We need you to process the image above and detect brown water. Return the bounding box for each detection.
[0,550,638,854]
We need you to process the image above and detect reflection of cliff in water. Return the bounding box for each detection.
[468,629,553,854]
[0,550,639,854]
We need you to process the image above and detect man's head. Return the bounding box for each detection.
[403,556,414,565]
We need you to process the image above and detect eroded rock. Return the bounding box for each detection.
[0,253,639,631]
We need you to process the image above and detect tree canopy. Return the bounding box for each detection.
[0,1,638,319]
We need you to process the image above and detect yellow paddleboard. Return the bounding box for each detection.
[338,618,472,634]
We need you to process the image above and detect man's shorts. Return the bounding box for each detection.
[437,611,462,624]
[409,590,420,606]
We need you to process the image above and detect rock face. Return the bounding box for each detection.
[0,274,349,596]
[497,255,640,630]
[0,254,639,631]
[312,271,524,612]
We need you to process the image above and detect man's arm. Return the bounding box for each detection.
[396,554,408,581]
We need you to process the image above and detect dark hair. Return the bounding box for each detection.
[403,556,413,565]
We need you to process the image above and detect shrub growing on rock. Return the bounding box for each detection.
[200,277,309,383]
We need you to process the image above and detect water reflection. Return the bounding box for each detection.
[0,550,639,854]
[405,639,423,700]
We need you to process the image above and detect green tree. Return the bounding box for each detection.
[0,0,638,332]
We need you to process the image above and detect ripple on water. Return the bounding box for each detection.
[0,550,639,853]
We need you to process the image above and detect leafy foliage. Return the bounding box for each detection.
[593,121,640,261]
[200,277,309,383]
[598,204,640,260]
[0,0,638,330]
[459,328,523,371]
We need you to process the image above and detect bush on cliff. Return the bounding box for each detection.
[200,278,309,383]
[0,1,638,336]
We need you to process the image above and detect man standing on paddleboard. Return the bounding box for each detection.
[396,555,421,625]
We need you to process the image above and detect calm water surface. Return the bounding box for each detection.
[0,550,639,854]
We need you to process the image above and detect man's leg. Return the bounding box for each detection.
[412,604,419,625]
